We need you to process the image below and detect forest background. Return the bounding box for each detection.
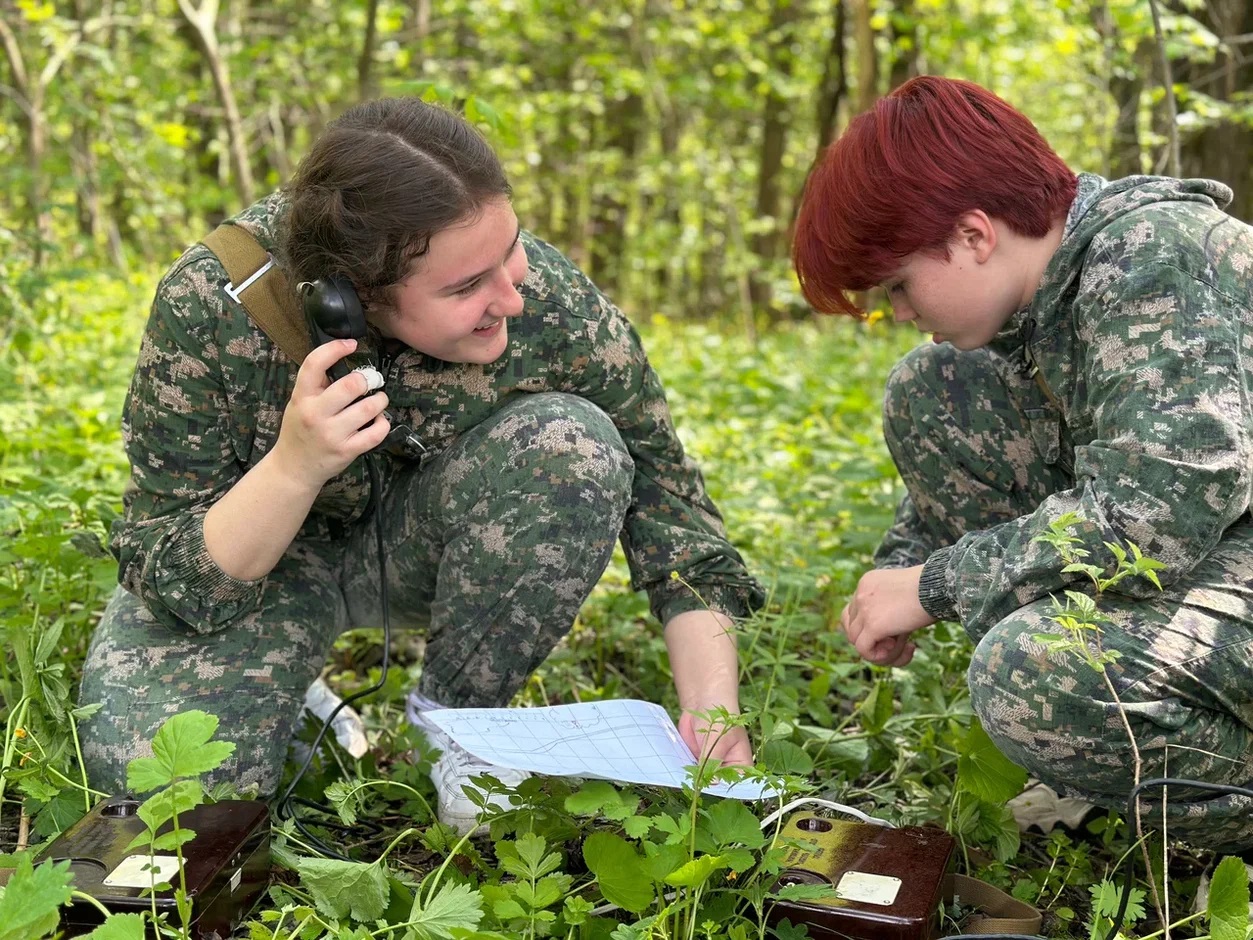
[1,0,1252,938]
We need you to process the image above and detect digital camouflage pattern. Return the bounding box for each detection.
[879,174,1253,851]
[80,193,762,795]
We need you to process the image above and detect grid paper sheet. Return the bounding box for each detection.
[425,699,775,800]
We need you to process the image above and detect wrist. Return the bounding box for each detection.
[265,440,329,496]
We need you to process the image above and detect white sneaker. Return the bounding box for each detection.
[1008,780,1096,833]
[405,694,530,836]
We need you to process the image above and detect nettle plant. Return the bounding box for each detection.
[1030,511,1165,673]
[268,724,831,940]
[1031,512,1251,940]
[0,709,236,940]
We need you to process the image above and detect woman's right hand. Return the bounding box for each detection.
[271,339,392,489]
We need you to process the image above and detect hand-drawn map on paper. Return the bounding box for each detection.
[425,699,774,800]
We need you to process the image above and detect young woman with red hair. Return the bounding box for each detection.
[794,76,1253,854]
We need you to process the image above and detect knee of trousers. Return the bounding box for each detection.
[78,585,320,800]
[486,392,634,515]
[967,609,1138,791]
[881,342,970,447]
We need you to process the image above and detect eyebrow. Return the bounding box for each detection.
[441,224,522,293]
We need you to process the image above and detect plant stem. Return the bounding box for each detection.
[69,712,93,814]
[1099,662,1165,932]
[71,890,114,918]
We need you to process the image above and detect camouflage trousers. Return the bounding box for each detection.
[881,343,1253,854]
[80,392,633,797]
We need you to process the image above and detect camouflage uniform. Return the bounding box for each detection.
[80,193,763,797]
[877,175,1253,852]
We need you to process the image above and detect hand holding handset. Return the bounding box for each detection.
[298,276,425,457]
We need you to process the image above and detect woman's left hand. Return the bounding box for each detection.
[664,608,753,767]
[678,709,753,767]
[840,565,937,667]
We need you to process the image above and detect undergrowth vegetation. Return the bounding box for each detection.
[1,263,1248,939]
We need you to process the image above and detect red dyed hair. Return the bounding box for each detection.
[792,76,1078,317]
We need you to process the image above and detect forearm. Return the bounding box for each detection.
[203,448,322,581]
[663,609,740,713]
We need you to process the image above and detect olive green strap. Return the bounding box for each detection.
[202,224,311,364]
[950,873,1044,935]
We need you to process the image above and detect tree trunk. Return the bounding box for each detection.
[750,0,801,309]
[0,17,52,261]
[409,0,432,40]
[70,0,104,249]
[814,0,848,167]
[178,0,256,206]
[1091,0,1145,178]
[359,0,381,101]
[588,93,643,294]
[850,0,879,113]
[887,0,917,90]
[1177,0,1251,219]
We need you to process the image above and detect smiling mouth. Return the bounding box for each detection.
[473,321,503,336]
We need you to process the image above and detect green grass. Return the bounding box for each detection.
[0,265,1243,940]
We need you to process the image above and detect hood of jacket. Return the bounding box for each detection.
[988,172,1234,362]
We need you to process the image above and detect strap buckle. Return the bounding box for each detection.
[223,255,276,304]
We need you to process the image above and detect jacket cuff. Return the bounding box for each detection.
[918,547,958,621]
[152,514,266,634]
[653,580,762,627]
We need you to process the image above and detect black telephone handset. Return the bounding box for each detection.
[298,277,426,456]
[300,275,366,382]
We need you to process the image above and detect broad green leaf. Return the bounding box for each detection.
[774,882,839,903]
[858,680,894,734]
[1206,856,1251,940]
[521,874,571,910]
[623,815,653,839]
[128,779,204,848]
[583,833,653,913]
[82,913,147,940]
[127,711,235,792]
[956,719,1028,804]
[562,895,594,926]
[297,857,389,922]
[564,781,637,821]
[405,881,485,940]
[0,855,73,940]
[663,854,729,888]
[151,829,198,852]
[492,898,527,920]
[760,739,813,775]
[641,842,689,883]
[705,799,766,849]
[507,832,561,880]
[32,787,87,839]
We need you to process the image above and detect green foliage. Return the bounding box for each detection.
[125,710,236,794]
[1031,512,1165,673]
[0,854,73,940]
[955,719,1028,805]
[297,857,391,923]
[583,833,653,914]
[80,914,146,940]
[405,881,486,940]
[0,264,1239,940]
[1089,878,1147,940]
[1206,856,1252,940]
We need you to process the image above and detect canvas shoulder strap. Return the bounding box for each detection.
[201,223,312,364]
[950,873,1044,935]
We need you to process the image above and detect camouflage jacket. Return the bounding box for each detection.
[916,174,1253,631]
[113,193,764,635]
